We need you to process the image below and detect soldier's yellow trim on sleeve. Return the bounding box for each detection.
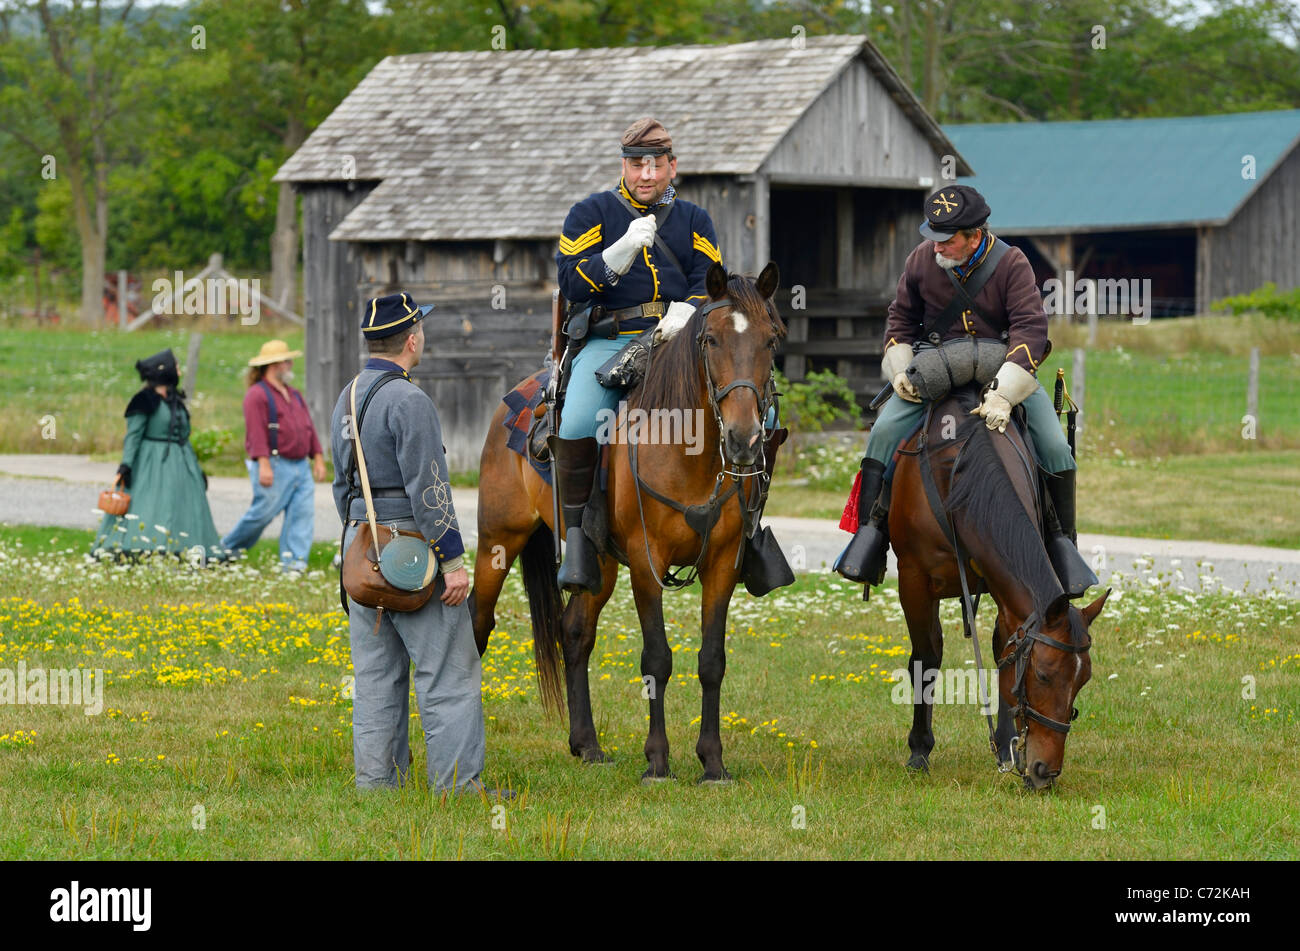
[685,294,707,303]
[692,232,722,264]
[575,260,602,293]
[1007,343,1040,371]
[559,224,602,255]
[884,337,901,351]
[559,232,602,256]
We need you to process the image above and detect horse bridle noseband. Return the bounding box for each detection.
[996,609,1091,774]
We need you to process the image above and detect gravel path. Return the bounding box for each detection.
[2,454,1296,598]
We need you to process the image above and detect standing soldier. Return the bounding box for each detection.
[551,117,724,594]
[330,295,506,797]
[835,184,1097,596]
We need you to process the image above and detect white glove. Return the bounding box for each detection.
[971,361,1038,433]
[603,216,657,276]
[652,301,697,345]
[881,343,921,403]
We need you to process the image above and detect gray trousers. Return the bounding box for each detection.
[344,519,486,792]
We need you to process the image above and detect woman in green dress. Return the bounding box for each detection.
[91,348,225,562]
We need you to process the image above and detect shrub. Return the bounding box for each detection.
[1212,283,1300,322]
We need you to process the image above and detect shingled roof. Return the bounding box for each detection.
[274,35,963,242]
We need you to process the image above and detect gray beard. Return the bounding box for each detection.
[935,252,963,270]
[278,369,295,384]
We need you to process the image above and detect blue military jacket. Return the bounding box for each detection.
[555,179,722,332]
[330,358,464,571]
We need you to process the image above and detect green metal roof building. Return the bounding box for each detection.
[944,110,1300,316]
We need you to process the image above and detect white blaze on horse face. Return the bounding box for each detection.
[731,310,748,335]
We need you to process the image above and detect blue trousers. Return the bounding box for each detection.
[557,336,633,441]
[866,385,1075,473]
[221,456,315,571]
[344,518,486,792]
[557,333,778,440]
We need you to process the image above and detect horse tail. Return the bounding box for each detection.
[520,523,566,714]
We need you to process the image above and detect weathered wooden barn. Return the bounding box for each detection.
[944,110,1300,317]
[275,35,971,470]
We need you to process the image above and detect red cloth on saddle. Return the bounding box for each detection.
[839,468,862,534]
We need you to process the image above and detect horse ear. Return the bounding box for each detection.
[756,261,780,299]
[1044,592,1071,628]
[1081,588,1111,627]
[706,262,728,300]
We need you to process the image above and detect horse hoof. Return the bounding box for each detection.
[697,773,733,786]
[640,770,676,785]
[581,749,613,765]
[905,755,930,773]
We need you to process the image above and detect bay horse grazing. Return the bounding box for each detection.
[472,262,786,783]
[889,385,1108,790]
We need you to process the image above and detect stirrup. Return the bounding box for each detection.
[833,520,888,585]
[741,525,794,597]
[557,526,601,595]
[1046,534,1098,598]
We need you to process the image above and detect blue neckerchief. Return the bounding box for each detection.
[364,357,410,380]
[953,233,991,281]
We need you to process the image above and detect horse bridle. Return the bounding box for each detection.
[696,297,779,478]
[996,609,1091,775]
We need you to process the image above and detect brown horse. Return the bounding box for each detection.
[471,262,786,783]
[889,385,1108,790]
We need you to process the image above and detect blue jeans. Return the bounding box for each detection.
[865,385,1075,473]
[221,456,314,571]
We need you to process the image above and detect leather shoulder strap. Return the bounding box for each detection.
[610,189,685,278]
[925,238,1012,343]
[258,380,279,455]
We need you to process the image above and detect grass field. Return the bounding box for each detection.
[0,323,307,479]
[1,524,1295,860]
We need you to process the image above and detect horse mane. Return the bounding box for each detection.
[945,417,1066,615]
[629,273,786,414]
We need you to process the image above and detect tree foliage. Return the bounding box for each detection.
[0,0,1296,318]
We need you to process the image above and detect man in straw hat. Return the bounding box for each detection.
[551,116,725,594]
[221,338,327,573]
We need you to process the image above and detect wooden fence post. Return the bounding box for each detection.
[185,332,203,394]
[1246,347,1259,443]
[118,270,128,332]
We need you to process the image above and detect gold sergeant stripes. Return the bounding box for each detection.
[559,224,602,256]
[692,232,721,264]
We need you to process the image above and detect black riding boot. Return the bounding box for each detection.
[740,428,795,597]
[553,436,602,595]
[1045,468,1099,598]
[833,458,890,586]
